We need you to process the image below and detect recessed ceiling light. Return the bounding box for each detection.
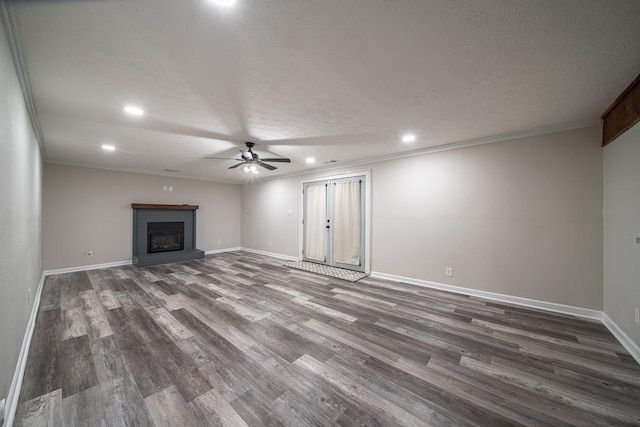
[124,105,144,117]
[101,144,116,152]
[210,0,236,6]
[402,133,416,143]
[305,157,316,164]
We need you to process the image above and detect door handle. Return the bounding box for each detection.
[326,225,330,229]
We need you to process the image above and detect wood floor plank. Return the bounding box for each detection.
[172,308,288,403]
[184,303,256,351]
[327,353,468,426]
[61,383,106,426]
[79,290,113,340]
[14,389,62,427]
[59,335,99,398]
[293,354,431,426]
[145,306,194,340]
[105,308,173,398]
[304,318,401,364]
[216,296,271,322]
[18,309,62,402]
[229,388,283,427]
[422,357,576,427]
[98,289,121,310]
[395,357,547,426]
[144,385,202,427]
[100,375,154,427]
[202,281,244,299]
[461,356,640,425]
[90,335,128,383]
[61,306,87,341]
[16,251,640,426]
[292,297,358,323]
[38,276,62,312]
[190,387,250,427]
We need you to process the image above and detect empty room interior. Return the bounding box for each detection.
[2,0,640,426]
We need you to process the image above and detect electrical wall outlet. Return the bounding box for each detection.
[27,288,32,304]
[217,238,221,244]
[445,267,453,277]
[635,307,640,325]
[87,250,93,257]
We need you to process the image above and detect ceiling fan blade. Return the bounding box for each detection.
[260,158,291,163]
[258,162,277,171]
[228,162,247,169]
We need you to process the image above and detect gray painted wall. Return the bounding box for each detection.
[243,127,603,309]
[43,164,242,270]
[0,20,43,402]
[604,122,640,348]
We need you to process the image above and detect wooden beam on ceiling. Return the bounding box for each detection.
[601,72,640,147]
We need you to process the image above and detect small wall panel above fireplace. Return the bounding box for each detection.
[132,204,204,266]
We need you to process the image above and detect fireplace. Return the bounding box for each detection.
[131,204,204,266]
[147,222,184,254]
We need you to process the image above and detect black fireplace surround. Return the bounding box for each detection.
[132,204,204,266]
[147,221,185,254]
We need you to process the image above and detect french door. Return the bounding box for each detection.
[303,175,366,272]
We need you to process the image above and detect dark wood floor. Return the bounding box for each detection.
[14,251,640,426]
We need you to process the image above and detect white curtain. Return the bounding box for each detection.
[333,179,361,266]
[304,184,327,262]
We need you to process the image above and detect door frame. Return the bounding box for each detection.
[299,169,371,274]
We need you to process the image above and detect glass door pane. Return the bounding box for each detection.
[303,182,328,263]
[332,179,361,267]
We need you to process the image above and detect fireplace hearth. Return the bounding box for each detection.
[132,204,204,266]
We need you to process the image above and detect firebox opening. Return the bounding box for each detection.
[147,221,185,254]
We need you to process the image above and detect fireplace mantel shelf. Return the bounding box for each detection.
[132,203,199,210]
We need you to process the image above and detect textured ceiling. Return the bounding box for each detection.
[9,0,640,183]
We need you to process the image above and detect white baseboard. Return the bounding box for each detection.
[240,247,299,262]
[369,271,603,321]
[4,271,46,427]
[44,249,248,275]
[43,260,132,276]
[601,313,640,365]
[41,247,284,275]
[204,247,241,255]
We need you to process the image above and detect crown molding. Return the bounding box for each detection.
[45,160,243,186]
[249,119,600,184]
[0,1,46,159]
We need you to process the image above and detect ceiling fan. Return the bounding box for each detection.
[205,142,291,172]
